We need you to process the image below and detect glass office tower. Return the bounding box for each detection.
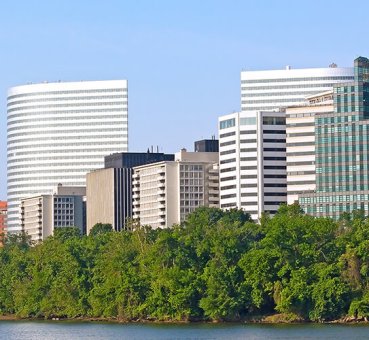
[299,57,369,219]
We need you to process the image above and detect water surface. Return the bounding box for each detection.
[2,320,369,339]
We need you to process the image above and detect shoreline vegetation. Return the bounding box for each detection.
[2,205,369,323]
[1,313,369,324]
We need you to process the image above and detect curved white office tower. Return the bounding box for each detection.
[7,80,128,232]
[241,66,354,111]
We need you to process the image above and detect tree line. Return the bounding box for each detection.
[1,204,369,322]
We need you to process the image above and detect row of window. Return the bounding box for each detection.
[242,98,305,105]
[286,141,315,147]
[219,118,235,130]
[220,149,236,156]
[7,161,101,171]
[316,115,359,125]
[317,146,369,153]
[263,129,285,134]
[239,130,256,135]
[8,95,127,107]
[241,82,340,91]
[241,76,353,84]
[180,172,203,179]
[241,90,320,97]
[317,124,365,134]
[8,128,126,139]
[219,131,236,138]
[8,153,119,164]
[8,88,127,100]
[316,165,362,173]
[287,132,315,137]
[8,108,127,121]
[8,136,126,147]
[8,101,127,113]
[8,114,127,130]
[219,140,236,147]
[180,165,203,171]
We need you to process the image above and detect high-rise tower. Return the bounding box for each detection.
[241,65,354,112]
[299,57,369,219]
[7,80,128,232]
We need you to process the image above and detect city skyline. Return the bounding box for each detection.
[1,0,369,200]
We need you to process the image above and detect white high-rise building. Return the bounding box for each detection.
[7,80,128,232]
[241,65,353,112]
[218,111,286,221]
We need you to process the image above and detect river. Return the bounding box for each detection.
[1,321,369,339]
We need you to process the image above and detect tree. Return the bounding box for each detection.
[89,223,113,236]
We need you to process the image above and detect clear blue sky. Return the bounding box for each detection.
[1,0,368,200]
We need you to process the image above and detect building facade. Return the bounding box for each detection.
[86,152,175,233]
[218,110,286,220]
[7,80,128,232]
[241,65,353,112]
[0,201,7,246]
[20,185,86,242]
[299,57,369,219]
[132,150,219,229]
[286,92,334,204]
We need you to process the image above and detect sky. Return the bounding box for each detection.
[1,0,368,200]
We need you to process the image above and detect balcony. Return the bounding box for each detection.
[157,189,165,195]
[158,202,166,209]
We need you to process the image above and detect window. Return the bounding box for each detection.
[263,117,286,125]
[240,117,256,125]
[220,118,235,130]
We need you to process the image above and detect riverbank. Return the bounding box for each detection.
[1,313,369,324]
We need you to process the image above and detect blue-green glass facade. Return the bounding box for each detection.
[299,57,369,219]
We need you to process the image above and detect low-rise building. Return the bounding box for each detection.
[20,185,86,242]
[132,149,219,228]
[86,152,175,233]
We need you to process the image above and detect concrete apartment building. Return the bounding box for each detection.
[132,149,219,229]
[286,91,334,204]
[241,65,354,112]
[0,201,7,245]
[20,185,86,242]
[7,80,128,233]
[86,152,174,233]
[298,57,369,219]
[218,110,286,220]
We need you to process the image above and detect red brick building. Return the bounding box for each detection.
[0,201,7,246]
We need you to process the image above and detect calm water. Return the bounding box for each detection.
[2,321,369,339]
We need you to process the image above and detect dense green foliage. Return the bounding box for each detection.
[1,204,369,321]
